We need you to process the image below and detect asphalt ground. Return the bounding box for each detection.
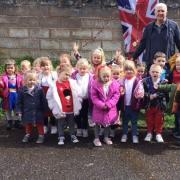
[0,123,179,180]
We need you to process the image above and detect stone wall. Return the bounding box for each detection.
[0,0,179,60]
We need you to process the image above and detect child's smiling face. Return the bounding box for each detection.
[154,57,166,68]
[92,52,102,66]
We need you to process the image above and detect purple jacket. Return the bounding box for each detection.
[91,79,120,126]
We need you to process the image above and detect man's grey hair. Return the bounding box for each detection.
[155,3,168,13]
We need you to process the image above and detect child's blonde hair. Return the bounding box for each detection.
[124,60,137,75]
[96,65,111,82]
[175,55,180,64]
[24,70,38,85]
[56,65,72,76]
[4,59,18,73]
[91,47,106,66]
[149,64,162,73]
[20,60,31,69]
[33,57,41,68]
[59,53,72,64]
[40,57,53,71]
[76,58,89,69]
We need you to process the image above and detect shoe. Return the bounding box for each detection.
[156,134,164,143]
[76,129,82,137]
[121,134,127,143]
[109,129,115,138]
[58,137,65,145]
[132,135,139,144]
[93,138,102,147]
[51,126,57,134]
[71,135,79,143]
[88,119,95,127]
[22,134,30,143]
[173,132,180,139]
[144,133,152,142]
[82,129,88,138]
[44,126,48,134]
[36,135,44,144]
[104,137,113,145]
[6,120,13,130]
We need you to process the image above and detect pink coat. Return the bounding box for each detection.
[91,79,120,127]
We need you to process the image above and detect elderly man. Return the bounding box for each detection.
[133,3,180,67]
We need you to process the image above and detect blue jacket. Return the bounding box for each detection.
[16,85,46,124]
[133,19,180,66]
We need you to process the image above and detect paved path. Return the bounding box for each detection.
[0,124,179,180]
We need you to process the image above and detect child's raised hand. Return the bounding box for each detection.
[115,48,121,59]
[73,42,79,54]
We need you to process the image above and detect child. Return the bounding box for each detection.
[46,66,82,145]
[172,84,180,140]
[73,42,106,74]
[110,64,124,137]
[136,63,146,80]
[59,53,73,72]
[72,58,92,138]
[32,58,42,74]
[20,60,31,76]
[38,57,57,134]
[121,60,144,144]
[153,52,170,81]
[143,64,168,143]
[16,71,46,143]
[0,59,23,130]
[91,65,120,146]
[113,49,125,68]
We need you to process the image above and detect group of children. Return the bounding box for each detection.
[0,44,179,146]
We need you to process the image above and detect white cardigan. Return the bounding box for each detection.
[46,79,82,119]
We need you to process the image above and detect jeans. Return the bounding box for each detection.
[57,113,75,137]
[174,111,180,134]
[122,106,138,136]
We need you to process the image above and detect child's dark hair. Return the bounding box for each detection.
[4,59,18,73]
[154,52,166,60]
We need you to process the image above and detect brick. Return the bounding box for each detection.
[59,41,74,50]
[92,30,112,40]
[0,28,8,37]
[0,38,39,49]
[0,6,49,16]
[81,41,101,51]
[72,30,91,39]
[40,17,81,28]
[29,29,49,38]
[9,28,28,38]
[50,29,70,38]
[102,41,121,51]
[40,39,60,49]
[112,30,123,41]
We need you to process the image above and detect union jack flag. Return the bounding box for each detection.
[117,0,159,53]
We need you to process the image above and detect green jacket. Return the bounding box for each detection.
[158,84,177,113]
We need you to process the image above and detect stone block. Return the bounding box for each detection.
[59,41,74,50]
[51,29,70,38]
[0,28,8,37]
[102,41,121,51]
[40,17,81,28]
[40,39,60,49]
[9,29,28,38]
[81,41,101,51]
[29,29,49,38]
[92,30,112,40]
[0,38,39,49]
[71,30,91,39]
